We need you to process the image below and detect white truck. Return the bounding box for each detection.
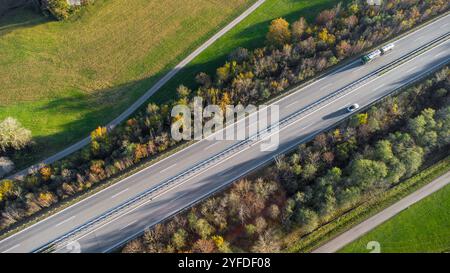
[361,43,395,64]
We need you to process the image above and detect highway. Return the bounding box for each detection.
[0,13,449,253]
[312,171,450,253]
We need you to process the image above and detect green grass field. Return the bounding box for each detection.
[0,0,253,167]
[341,184,450,253]
[0,0,341,168]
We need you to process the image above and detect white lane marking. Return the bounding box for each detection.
[55,216,76,227]
[160,164,177,173]
[2,244,21,253]
[302,123,314,130]
[111,188,129,199]
[435,51,447,58]
[354,66,364,73]
[405,66,417,74]
[286,101,298,108]
[440,23,449,29]
[119,220,137,231]
[204,141,221,151]
[320,83,333,91]
[373,84,385,92]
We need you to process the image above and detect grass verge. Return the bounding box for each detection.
[340,183,450,253]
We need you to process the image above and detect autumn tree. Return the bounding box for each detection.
[266,18,291,47]
[0,157,14,178]
[336,40,352,58]
[291,17,307,41]
[176,85,191,98]
[194,218,214,239]
[0,117,32,152]
[192,238,216,253]
[251,229,280,253]
[90,126,111,157]
[171,228,187,251]
[46,0,71,20]
[122,239,145,253]
[195,72,212,88]
[0,179,14,202]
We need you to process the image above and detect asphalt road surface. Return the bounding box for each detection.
[312,171,450,253]
[1,14,449,253]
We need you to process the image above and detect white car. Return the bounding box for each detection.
[347,103,360,112]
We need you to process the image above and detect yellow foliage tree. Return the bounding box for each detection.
[349,3,359,14]
[392,102,399,115]
[333,128,341,141]
[357,113,369,125]
[40,166,52,181]
[91,126,107,141]
[220,92,232,112]
[0,179,14,202]
[216,61,237,82]
[212,235,231,253]
[266,18,291,47]
[212,235,224,248]
[38,192,56,207]
[318,28,336,45]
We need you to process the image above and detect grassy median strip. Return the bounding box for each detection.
[285,155,450,253]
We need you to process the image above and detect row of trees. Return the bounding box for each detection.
[198,0,448,106]
[0,0,448,231]
[282,104,449,233]
[123,179,283,253]
[121,67,449,252]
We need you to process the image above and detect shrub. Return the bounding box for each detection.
[0,117,32,152]
[0,179,14,202]
[45,0,72,20]
[266,18,291,47]
[0,157,14,178]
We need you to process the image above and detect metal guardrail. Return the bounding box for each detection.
[35,31,450,253]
